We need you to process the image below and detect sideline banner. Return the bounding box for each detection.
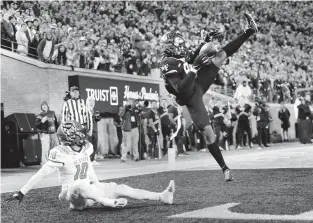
[69,75,160,113]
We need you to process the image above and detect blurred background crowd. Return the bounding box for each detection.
[1,1,313,167]
[1,1,313,104]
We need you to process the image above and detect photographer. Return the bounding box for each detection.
[120,98,140,162]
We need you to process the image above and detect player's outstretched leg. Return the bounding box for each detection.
[202,125,234,182]
[67,181,127,210]
[211,12,258,68]
[115,180,175,204]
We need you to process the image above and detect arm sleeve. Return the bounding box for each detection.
[20,163,58,195]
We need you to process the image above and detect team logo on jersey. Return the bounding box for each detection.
[110,87,118,105]
[160,64,169,72]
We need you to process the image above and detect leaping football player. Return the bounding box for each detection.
[6,121,175,210]
[159,13,258,181]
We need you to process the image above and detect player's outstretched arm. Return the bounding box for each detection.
[89,161,99,184]
[5,162,59,204]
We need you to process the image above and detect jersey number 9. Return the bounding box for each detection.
[74,162,88,180]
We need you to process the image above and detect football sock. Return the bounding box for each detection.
[120,185,161,201]
[222,28,255,57]
[207,143,229,172]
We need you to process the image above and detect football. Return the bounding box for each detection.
[199,42,218,57]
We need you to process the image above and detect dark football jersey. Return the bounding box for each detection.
[159,57,187,93]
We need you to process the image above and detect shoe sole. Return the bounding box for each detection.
[244,12,258,32]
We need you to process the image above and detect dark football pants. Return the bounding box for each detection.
[236,126,252,147]
[161,126,171,155]
[257,126,268,146]
[185,63,220,144]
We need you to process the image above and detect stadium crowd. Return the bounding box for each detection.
[1,1,313,100]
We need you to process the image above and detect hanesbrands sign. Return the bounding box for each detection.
[68,75,159,113]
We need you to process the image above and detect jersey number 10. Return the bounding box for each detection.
[74,162,88,180]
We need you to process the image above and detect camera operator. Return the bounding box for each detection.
[120,98,140,162]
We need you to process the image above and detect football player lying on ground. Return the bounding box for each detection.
[6,121,175,210]
[159,12,258,182]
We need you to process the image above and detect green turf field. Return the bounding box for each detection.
[2,169,313,223]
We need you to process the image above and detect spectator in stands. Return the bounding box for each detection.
[52,44,67,66]
[37,30,56,62]
[124,49,139,75]
[1,16,17,51]
[278,102,291,141]
[234,80,252,107]
[35,101,59,165]
[1,1,313,86]
[120,99,140,162]
[15,23,29,56]
[28,32,41,59]
[25,20,34,45]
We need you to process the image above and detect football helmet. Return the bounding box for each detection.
[57,121,87,146]
[161,31,186,58]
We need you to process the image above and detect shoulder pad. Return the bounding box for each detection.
[48,146,70,164]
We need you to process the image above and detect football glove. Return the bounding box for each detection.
[193,53,211,70]
[5,191,24,204]
[205,30,223,43]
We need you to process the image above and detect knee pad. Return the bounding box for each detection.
[202,125,216,145]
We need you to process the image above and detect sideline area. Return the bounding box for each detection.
[1,142,313,193]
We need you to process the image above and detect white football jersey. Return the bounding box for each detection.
[48,142,94,190]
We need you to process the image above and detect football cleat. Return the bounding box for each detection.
[113,198,128,208]
[160,180,175,204]
[5,191,24,204]
[224,169,234,182]
[243,12,258,33]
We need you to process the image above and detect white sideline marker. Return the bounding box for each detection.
[169,203,313,221]
[168,147,176,170]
